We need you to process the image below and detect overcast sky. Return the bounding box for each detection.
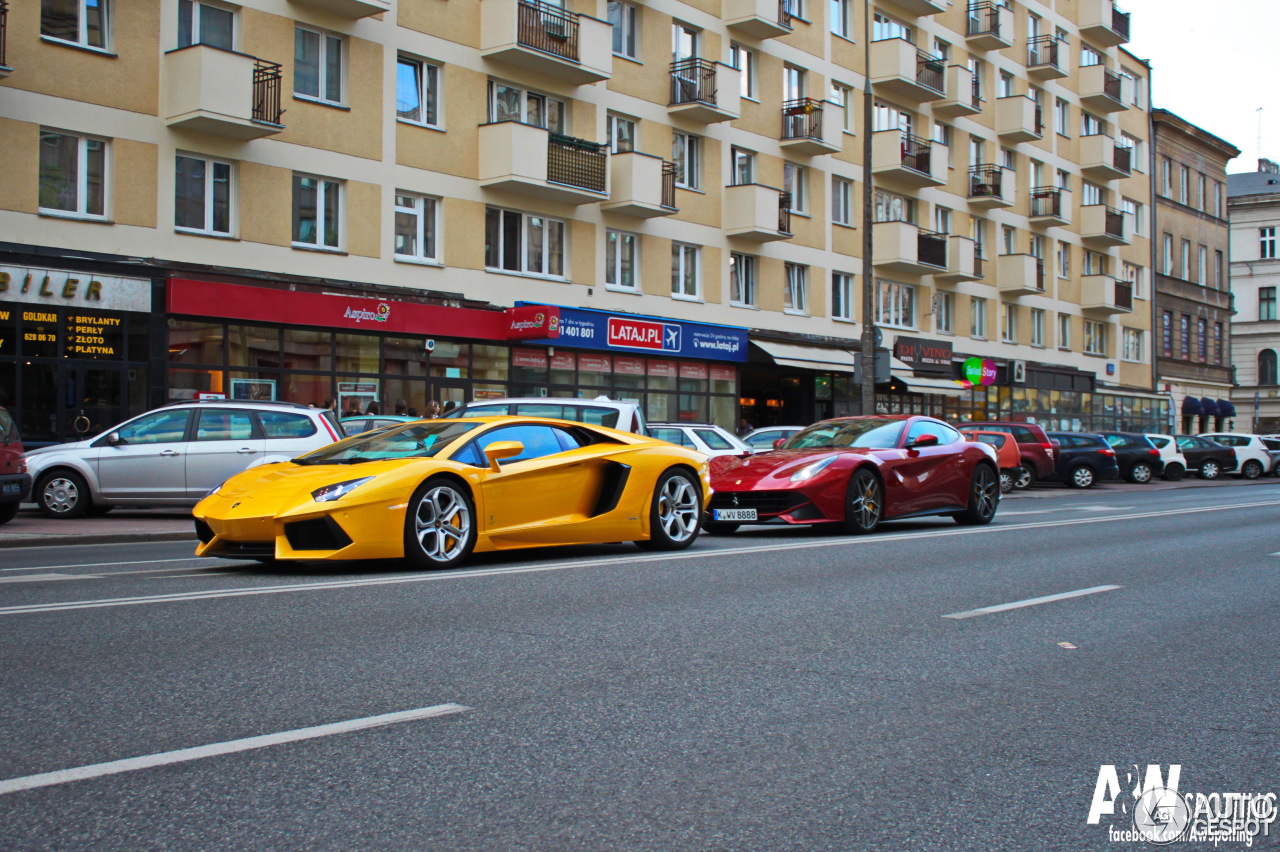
[1120,0,1280,173]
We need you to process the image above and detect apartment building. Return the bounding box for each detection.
[1149,110,1238,434]
[1227,160,1280,434]
[0,0,1164,442]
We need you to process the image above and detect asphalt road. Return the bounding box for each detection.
[1,484,1278,851]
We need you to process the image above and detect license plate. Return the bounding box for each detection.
[713,508,757,521]
[1,482,19,496]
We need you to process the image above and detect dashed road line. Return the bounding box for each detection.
[942,585,1123,620]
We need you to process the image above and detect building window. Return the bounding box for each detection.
[1082,180,1103,206]
[874,189,914,223]
[672,132,700,189]
[936,292,954,334]
[730,252,756,307]
[1084,320,1106,356]
[1001,302,1017,342]
[831,0,850,37]
[608,1,639,58]
[292,174,341,249]
[1197,245,1207,285]
[672,242,700,300]
[1001,225,1016,256]
[783,162,807,213]
[295,26,344,105]
[1179,314,1190,357]
[1080,45,1101,66]
[607,114,636,153]
[1214,182,1224,218]
[970,296,987,339]
[1161,157,1172,196]
[1123,328,1144,362]
[1122,262,1143,299]
[178,0,234,50]
[873,12,913,42]
[175,154,231,235]
[41,0,109,49]
[1261,350,1279,386]
[1181,239,1191,278]
[1054,99,1069,136]
[831,272,855,321]
[1197,174,1207,211]
[1121,133,1143,171]
[39,130,107,218]
[877,279,915,328]
[832,178,853,226]
[605,230,638,290]
[1122,198,1143,236]
[730,43,757,99]
[1214,250,1224,287]
[1196,318,1207,362]
[1261,287,1277,321]
[397,56,439,126]
[394,193,439,262]
[485,207,566,276]
[731,147,755,186]
[490,82,564,131]
[1179,165,1190,205]
[1162,234,1173,274]
[831,83,853,132]
[1029,309,1044,347]
[1261,227,1278,260]
[1161,311,1173,357]
[1213,322,1223,364]
[784,263,809,314]
[935,205,952,235]
[998,71,1014,99]
[1058,313,1071,350]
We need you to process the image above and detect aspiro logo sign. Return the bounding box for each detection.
[343,302,391,324]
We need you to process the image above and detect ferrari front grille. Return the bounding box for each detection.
[708,491,807,516]
[284,517,353,551]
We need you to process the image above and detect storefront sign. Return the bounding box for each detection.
[507,305,561,340]
[893,336,953,374]
[710,365,737,383]
[62,312,124,359]
[578,354,612,373]
[648,360,677,377]
[512,348,548,368]
[961,357,998,386]
[515,303,748,362]
[679,362,708,380]
[550,352,577,371]
[613,356,646,376]
[1,265,152,312]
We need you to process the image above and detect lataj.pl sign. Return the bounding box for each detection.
[515,303,749,362]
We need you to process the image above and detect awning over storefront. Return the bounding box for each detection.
[1200,397,1221,416]
[899,375,970,397]
[751,339,857,373]
[1218,399,1237,417]
[1181,396,1203,415]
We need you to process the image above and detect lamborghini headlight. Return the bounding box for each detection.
[790,456,837,482]
[312,476,375,503]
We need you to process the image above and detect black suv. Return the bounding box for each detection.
[1097,432,1165,484]
[1045,432,1121,489]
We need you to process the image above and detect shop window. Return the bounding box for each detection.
[335,332,379,374]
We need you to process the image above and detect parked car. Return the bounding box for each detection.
[956,421,1056,489]
[441,396,648,435]
[741,426,806,451]
[1262,437,1280,476]
[706,416,1000,536]
[964,429,1023,493]
[1044,432,1120,488]
[194,416,709,567]
[339,414,418,436]
[649,422,753,459]
[1198,433,1272,479]
[25,400,344,518]
[1173,436,1237,479]
[0,406,32,524]
[1145,434,1190,481]
[1097,432,1165,483]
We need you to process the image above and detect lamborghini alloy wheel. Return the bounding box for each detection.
[638,469,701,550]
[404,478,477,569]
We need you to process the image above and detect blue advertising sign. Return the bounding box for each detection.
[515,303,749,362]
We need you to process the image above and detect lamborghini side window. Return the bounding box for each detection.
[466,425,573,465]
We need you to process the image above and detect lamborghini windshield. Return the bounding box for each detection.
[295,421,480,465]
[782,418,905,450]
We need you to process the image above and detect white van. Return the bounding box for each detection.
[441,396,649,435]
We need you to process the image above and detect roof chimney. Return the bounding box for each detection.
[1260,158,1280,174]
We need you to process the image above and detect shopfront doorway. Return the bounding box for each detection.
[16,362,143,444]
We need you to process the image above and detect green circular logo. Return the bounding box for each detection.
[962,357,998,386]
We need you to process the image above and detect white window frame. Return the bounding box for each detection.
[1057,241,1070,279]
[1261,227,1278,260]
[38,129,109,220]
[605,229,639,291]
[292,173,342,251]
[784,162,808,214]
[1122,197,1143,237]
[178,0,235,50]
[730,252,757,307]
[175,153,233,236]
[1058,313,1071,350]
[672,242,700,300]
[1030,308,1045,347]
[1122,328,1144,362]
[672,131,700,190]
[1001,302,1017,343]
[784,263,809,315]
[832,177,852,226]
[41,0,110,51]
[1122,261,1144,299]
[489,82,565,132]
[394,192,440,264]
[830,0,850,38]
[485,206,567,277]
[831,83,853,133]
[936,291,954,334]
[607,113,637,154]
[1054,99,1070,137]
[294,25,345,106]
[396,55,440,128]
[730,43,757,99]
[1084,320,1106,356]
[970,296,988,339]
[876,279,915,329]
[832,272,854,321]
[609,0,639,59]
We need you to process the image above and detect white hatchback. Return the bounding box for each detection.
[1198,433,1273,479]
[649,423,753,459]
[1144,434,1190,481]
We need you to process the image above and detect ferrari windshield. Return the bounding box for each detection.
[782,418,905,450]
[295,421,479,465]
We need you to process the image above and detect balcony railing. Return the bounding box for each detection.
[778,0,793,28]
[918,230,947,268]
[778,191,793,236]
[966,2,1004,39]
[915,51,945,94]
[1030,187,1063,218]
[670,58,717,106]
[1027,35,1059,70]
[1102,205,1125,239]
[0,0,9,71]
[782,98,825,141]
[548,133,607,192]
[902,133,933,176]
[252,60,284,125]
[1100,66,1123,102]
[1111,5,1131,41]
[517,0,579,60]
[969,164,1005,199]
[1113,144,1133,174]
[974,249,985,278]
[662,161,677,210]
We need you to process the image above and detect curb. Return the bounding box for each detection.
[0,531,197,549]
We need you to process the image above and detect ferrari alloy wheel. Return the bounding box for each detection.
[1127,462,1153,484]
[638,469,701,551]
[1240,459,1264,480]
[403,478,476,569]
[840,468,883,535]
[1162,462,1185,482]
[37,471,91,519]
[1012,465,1034,490]
[998,470,1014,494]
[955,464,999,526]
[1199,460,1221,480]
[1068,465,1096,489]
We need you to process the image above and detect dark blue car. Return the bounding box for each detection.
[1045,432,1121,488]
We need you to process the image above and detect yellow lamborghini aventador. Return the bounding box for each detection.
[193,416,711,568]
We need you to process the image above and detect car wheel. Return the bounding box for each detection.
[1199,460,1221,480]
[1068,465,1096,489]
[1012,465,1035,490]
[1240,459,1264,480]
[402,477,476,569]
[637,468,702,551]
[1162,462,1185,482]
[839,467,883,535]
[1127,462,1153,484]
[955,465,1000,526]
[36,471,92,519]
[703,521,740,535]
[998,470,1014,494]
[0,502,19,525]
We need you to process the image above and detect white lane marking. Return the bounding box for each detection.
[995,509,1056,516]
[942,585,1123,620]
[1,558,198,573]
[4,498,1279,617]
[1076,505,1135,512]
[0,573,97,584]
[0,703,470,797]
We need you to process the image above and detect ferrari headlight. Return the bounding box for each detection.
[790,456,837,482]
[312,476,375,503]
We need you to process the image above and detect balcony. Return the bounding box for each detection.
[1080,204,1130,246]
[724,0,792,39]
[1080,65,1127,113]
[934,65,982,117]
[669,59,741,123]
[1080,134,1132,180]
[1082,275,1134,314]
[968,164,1014,209]
[601,152,677,218]
[996,96,1044,143]
[1026,35,1068,79]
[879,0,946,15]
[869,39,946,103]
[1029,187,1072,226]
[997,254,1045,296]
[872,130,945,188]
[0,0,10,76]
[163,46,284,139]
[290,0,389,18]
[724,184,792,242]
[481,0,612,85]
[873,221,948,274]
[1079,0,1131,47]
[965,2,1014,51]
[479,121,608,204]
[779,99,842,156]
[935,236,982,283]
